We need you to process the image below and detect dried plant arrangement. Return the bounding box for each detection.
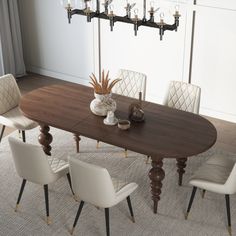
[89,70,121,94]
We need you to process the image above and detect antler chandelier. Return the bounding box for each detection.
[62,0,181,40]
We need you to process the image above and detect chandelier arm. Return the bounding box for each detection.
[69,9,179,31]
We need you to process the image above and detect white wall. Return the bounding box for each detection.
[18,0,95,85]
[18,0,236,122]
[191,1,236,122]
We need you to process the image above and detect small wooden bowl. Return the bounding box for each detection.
[118,120,130,130]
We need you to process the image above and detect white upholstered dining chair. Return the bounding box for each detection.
[185,155,236,236]
[113,69,147,100]
[0,74,38,143]
[164,80,201,114]
[69,156,138,236]
[8,137,74,225]
[97,69,147,157]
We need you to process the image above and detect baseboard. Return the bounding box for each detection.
[26,65,89,86]
[200,107,236,123]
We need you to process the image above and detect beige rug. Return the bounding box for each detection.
[0,127,235,236]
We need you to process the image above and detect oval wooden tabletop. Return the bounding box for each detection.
[20,82,217,158]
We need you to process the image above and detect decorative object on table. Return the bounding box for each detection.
[103,110,118,126]
[129,92,145,122]
[89,70,121,116]
[61,0,181,40]
[118,120,131,130]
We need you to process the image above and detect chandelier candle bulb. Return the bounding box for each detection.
[158,12,165,40]
[108,4,115,31]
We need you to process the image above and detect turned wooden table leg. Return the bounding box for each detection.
[38,124,53,156]
[148,157,165,214]
[176,157,187,186]
[74,134,81,153]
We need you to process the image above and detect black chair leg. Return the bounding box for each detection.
[225,194,232,236]
[22,130,26,142]
[15,179,27,212]
[44,184,51,225]
[105,208,110,236]
[185,186,197,219]
[126,196,135,223]
[0,125,6,143]
[66,173,75,195]
[71,201,85,235]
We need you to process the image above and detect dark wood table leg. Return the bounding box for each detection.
[176,157,187,186]
[38,124,53,156]
[148,157,165,214]
[74,134,81,153]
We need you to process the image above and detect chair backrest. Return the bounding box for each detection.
[113,69,147,100]
[69,156,116,207]
[8,137,56,185]
[0,74,21,115]
[225,163,236,194]
[165,81,201,114]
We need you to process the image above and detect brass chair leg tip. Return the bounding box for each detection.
[70,227,75,235]
[131,216,135,223]
[185,212,189,220]
[73,195,80,202]
[228,226,232,236]
[124,150,128,158]
[46,216,52,225]
[15,204,19,212]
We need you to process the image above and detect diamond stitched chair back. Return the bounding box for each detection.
[69,156,138,236]
[0,74,38,143]
[113,69,147,100]
[8,137,74,225]
[186,155,236,236]
[0,74,21,114]
[165,80,201,114]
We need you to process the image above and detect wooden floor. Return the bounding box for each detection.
[2,73,236,153]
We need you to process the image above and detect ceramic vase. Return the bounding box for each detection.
[90,93,116,116]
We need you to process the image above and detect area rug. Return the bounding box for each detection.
[0,127,235,236]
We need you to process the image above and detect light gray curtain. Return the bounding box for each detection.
[0,0,25,77]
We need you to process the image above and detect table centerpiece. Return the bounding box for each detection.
[89,70,121,116]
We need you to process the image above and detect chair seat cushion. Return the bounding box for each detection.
[0,106,37,130]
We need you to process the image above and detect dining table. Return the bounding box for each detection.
[20,82,217,214]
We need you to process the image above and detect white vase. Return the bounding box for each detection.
[90,93,116,116]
